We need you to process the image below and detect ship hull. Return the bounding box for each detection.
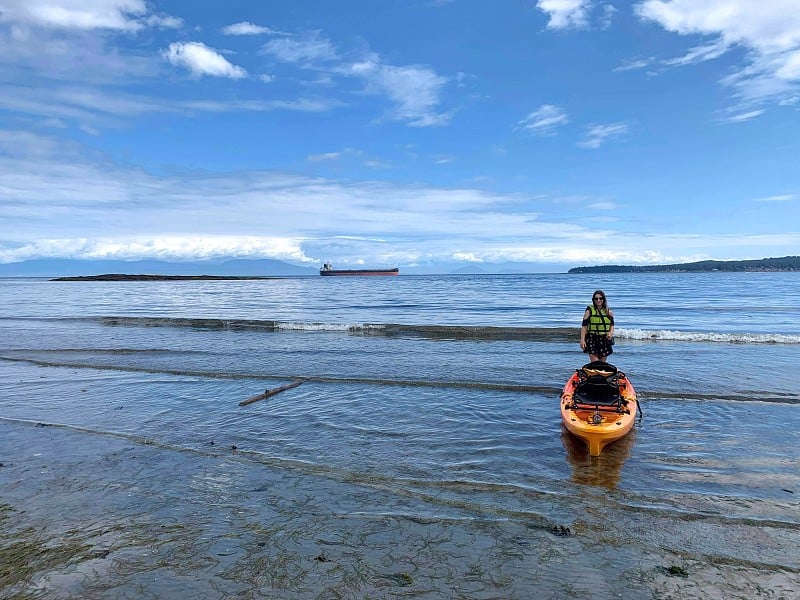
[320,268,399,276]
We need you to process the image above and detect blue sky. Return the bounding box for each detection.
[1,0,799,273]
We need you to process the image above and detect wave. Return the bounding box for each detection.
[97,317,800,344]
[4,316,799,344]
[94,316,580,340]
[616,328,800,344]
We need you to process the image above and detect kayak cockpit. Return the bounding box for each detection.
[567,361,630,413]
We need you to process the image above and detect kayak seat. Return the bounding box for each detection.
[574,362,622,406]
[580,360,618,377]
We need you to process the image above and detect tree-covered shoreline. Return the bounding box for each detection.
[568,256,800,273]
[51,274,279,281]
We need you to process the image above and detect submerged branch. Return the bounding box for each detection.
[239,380,305,406]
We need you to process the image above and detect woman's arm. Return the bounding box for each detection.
[580,308,590,349]
[607,309,615,339]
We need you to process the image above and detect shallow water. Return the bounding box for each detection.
[1,273,799,598]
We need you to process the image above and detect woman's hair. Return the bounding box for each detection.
[592,290,608,310]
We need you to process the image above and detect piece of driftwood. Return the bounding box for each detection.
[239,379,304,406]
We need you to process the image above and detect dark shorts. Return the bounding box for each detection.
[584,333,614,358]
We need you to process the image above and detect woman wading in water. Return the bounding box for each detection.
[580,290,615,362]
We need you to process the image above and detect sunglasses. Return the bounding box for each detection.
[593,296,604,301]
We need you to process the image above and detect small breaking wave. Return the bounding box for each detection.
[9,316,793,344]
[95,316,578,340]
[616,328,800,344]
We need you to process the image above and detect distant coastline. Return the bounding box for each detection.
[568,256,800,273]
[51,274,280,281]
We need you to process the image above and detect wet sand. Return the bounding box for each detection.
[2,419,798,599]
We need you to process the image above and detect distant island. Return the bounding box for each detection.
[568,255,800,273]
[51,274,279,281]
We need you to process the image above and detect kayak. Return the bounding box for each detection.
[560,361,638,456]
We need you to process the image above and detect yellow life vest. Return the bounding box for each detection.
[586,305,612,334]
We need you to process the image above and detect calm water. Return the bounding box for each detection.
[1,273,799,598]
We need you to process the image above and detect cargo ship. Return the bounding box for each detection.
[319,262,399,276]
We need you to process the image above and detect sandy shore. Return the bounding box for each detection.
[2,418,798,599]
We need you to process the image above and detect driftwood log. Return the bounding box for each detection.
[239,379,304,406]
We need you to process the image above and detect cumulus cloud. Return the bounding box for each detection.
[517,104,569,135]
[163,42,247,79]
[537,0,591,29]
[636,0,800,53]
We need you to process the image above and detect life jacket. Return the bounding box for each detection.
[586,304,612,334]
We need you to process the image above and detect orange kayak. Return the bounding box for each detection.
[560,362,638,456]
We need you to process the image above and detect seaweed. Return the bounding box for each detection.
[0,504,92,590]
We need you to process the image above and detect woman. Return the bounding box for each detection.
[580,290,615,362]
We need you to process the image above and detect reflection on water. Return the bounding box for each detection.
[561,427,635,489]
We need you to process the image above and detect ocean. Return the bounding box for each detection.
[1,272,798,598]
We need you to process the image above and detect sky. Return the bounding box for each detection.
[1,0,799,273]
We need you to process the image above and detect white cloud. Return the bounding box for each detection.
[3,130,799,268]
[636,1,800,53]
[180,97,339,113]
[0,131,616,266]
[360,62,451,127]
[599,4,617,29]
[636,0,800,106]
[517,104,569,135]
[163,42,247,79]
[308,152,342,162]
[613,57,656,72]
[0,0,180,32]
[587,201,617,210]
[0,83,338,134]
[725,109,764,122]
[537,0,591,30]
[223,21,273,36]
[776,49,800,80]
[143,14,182,29]
[259,31,451,127]
[578,123,629,148]
[0,236,313,264]
[261,31,338,64]
[754,194,795,203]
[663,38,730,66]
